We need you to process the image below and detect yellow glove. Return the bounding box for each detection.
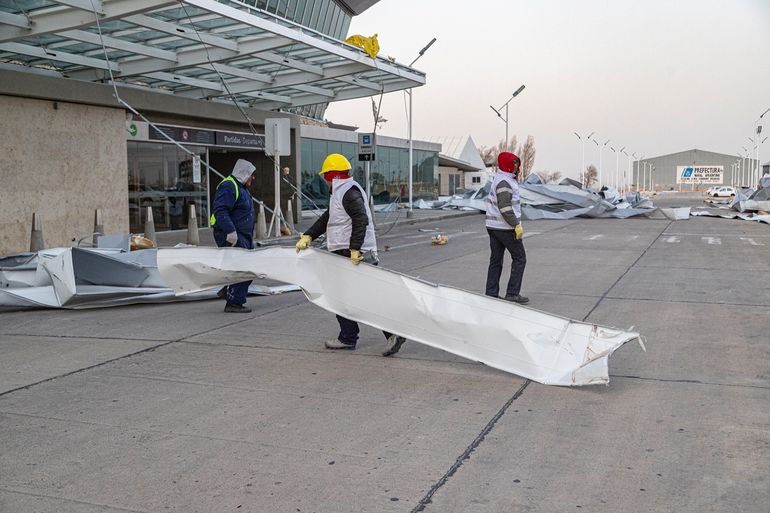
[514,224,524,240]
[295,234,312,253]
[350,249,363,265]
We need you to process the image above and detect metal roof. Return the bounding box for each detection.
[0,0,425,111]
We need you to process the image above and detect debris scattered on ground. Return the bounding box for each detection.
[431,233,449,245]
[158,246,642,386]
[0,247,299,310]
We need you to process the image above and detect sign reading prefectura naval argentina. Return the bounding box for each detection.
[676,165,723,184]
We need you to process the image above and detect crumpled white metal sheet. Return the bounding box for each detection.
[158,247,641,386]
[0,247,299,310]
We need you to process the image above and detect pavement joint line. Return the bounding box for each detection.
[0,487,150,513]
[601,295,770,308]
[581,220,674,322]
[406,220,582,273]
[0,332,168,343]
[0,410,371,460]
[175,339,502,376]
[0,302,306,399]
[611,374,770,390]
[410,380,530,513]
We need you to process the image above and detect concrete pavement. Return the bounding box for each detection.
[1,194,768,512]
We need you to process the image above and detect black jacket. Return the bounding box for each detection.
[305,185,369,251]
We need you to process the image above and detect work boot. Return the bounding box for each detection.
[216,286,227,300]
[383,335,407,357]
[224,303,252,313]
[325,338,356,350]
[504,294,529,304]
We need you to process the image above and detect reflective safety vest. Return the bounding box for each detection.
[327,178,377,252]
[485,171,521,230]
[210,175,239,226]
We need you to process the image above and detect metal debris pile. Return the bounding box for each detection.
[692,179,770,224]
[0,244,298,310]
[412,175,690,220]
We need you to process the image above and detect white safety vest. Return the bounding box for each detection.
[485,171,521,230]
[327,178,377,252]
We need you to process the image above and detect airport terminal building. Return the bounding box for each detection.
[0,0,435,253]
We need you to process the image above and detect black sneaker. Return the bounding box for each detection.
[504,294,529,304]
[383,335,407,357]
[224,303,252,313]
[216,286,227,300]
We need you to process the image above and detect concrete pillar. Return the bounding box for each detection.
[186,204,200,245]
[29,212,44,252]
[93,209,104,247]
[144,206,157,246]
[255,203,267,240]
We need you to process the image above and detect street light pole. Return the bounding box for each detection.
[491,84,526,150]
[406,37,436,219]
[573,131,594,187]
[754,107,770,186]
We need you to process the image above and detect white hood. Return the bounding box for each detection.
[232,159,256,184]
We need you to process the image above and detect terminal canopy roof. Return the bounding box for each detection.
[0,0,425,110]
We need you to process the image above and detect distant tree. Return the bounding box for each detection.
[479,136,519,168]
[583,165,598,188]
[519,135,536,179]
[537,171,562,183]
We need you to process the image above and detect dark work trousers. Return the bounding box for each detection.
[485,228,527,298]
[213,230,253,306]
[333,249,393,347]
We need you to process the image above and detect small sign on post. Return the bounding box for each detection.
[358,132,376,161]
[265,118,291,237]
[265,118,290,157]
[192,155,201,183]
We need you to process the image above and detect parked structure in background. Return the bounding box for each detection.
[632,149,759,191]
[0,0,425,254]
[424,136,486,195]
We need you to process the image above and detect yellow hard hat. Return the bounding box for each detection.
[320,153,352,175]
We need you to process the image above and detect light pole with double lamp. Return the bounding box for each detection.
[573,131,594,186]
[490,84,526,150]
[406,37,437,218]
[754,107,770,185]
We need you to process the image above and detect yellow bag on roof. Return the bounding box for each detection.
[344,33,379,59]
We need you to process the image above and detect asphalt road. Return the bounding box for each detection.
[1,194,768,513]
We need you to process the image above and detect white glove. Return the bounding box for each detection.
[226,231,238,246]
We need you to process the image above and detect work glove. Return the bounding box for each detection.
[295,234,312,253]
[226,231,238,246]
[514,224,524,241]
[350,249,363,265]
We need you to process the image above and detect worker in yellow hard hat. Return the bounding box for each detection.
[295,153,407,356]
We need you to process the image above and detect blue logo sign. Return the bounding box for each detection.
[362,135,371,145]
[682,167,693,177]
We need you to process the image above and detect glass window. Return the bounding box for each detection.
[291,0,306,23]
[127,142,208,232]
[339,15,351,38]
[302,0,316,26]
[321,1,335,35]
[308,0,322,29]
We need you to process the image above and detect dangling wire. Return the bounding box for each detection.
[88,0,283,236]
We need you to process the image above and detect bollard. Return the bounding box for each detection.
[144,206,157,246]
[92,209,104,247]
[186,204,200,245]
[29,212,44,252]
[284,199,295,233]
[255,203,267,240]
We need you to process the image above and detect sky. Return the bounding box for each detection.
[325,0,770,178]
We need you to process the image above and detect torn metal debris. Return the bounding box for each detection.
[158,247,642,386]
[0,247,299,310]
